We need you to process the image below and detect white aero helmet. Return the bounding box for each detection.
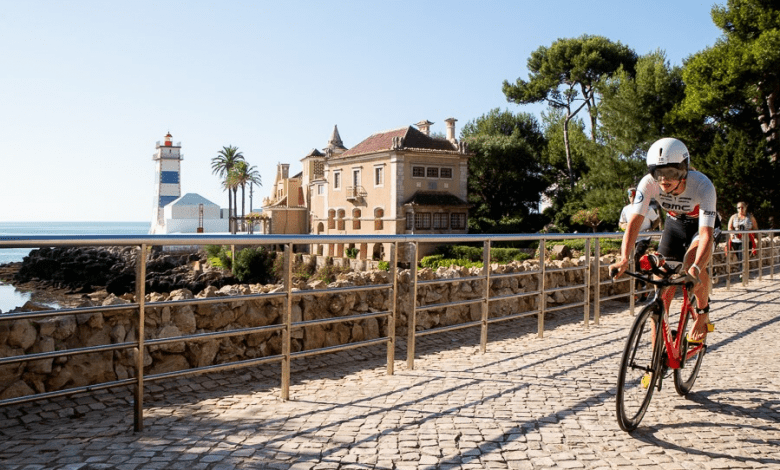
[646,137,689,181]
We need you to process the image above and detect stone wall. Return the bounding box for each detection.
[2,238,777,401]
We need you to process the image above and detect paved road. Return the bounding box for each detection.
[1,279,779,469]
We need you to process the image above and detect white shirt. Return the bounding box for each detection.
[620,204,658,232]
[630,170,718,229]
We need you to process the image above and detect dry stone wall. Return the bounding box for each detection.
[2,238,777,400]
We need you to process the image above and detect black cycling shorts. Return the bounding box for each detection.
[657,216,699,262]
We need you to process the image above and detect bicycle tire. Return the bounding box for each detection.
[616,303,662,432]
[673,306,706,395]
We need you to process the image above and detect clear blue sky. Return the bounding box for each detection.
[0,0,723,222]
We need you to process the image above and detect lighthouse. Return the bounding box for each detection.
[150,132,183,234]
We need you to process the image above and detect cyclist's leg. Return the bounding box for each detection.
[683,236,713,342]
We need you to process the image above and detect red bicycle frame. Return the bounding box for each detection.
[657,283,705,369]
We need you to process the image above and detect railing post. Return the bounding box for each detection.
[726,233,732,290]
[769,232,775,280]
[538,238,545,338]
[742,235,749,286]
[593,238,601,323]
[407,242,418,370]
[133,244,147,433]
[584,238,590,329]
[480,240,490,353]
[281,243,292,400]
[759,231,764,281]
[387,243,397,375]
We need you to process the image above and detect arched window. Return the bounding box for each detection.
[337,209,345,231]
[328,209,336,230]
[374,208,384,230]
[352,209,361,230]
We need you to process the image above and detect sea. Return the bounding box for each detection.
[0,221,150,313]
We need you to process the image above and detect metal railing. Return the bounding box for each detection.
[1,230,778,431]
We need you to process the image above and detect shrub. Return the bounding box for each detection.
[205,245,232,270]
[293,254,318,280]
[420,254,482,270]
[377,261,390,271]
[491,247,531,263]
[420,254,445,269]
[233,247,276,284]
[345,247,359,259]
[313,264,350,284]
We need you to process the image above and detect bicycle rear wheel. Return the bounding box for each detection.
[673,307,706,395]
[616,303,661,432]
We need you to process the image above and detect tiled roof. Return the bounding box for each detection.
[403,191,471,207]
[338,126,457,158]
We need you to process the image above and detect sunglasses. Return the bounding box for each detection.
[651,166,686,181]
[737,206,746,209]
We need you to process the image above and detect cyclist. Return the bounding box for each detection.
[610,137,717,343]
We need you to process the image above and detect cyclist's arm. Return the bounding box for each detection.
[611,213,645,278]
[728,214,736,231]
[751,215,759,230]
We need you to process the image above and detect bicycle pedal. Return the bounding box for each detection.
[641,373,651,389]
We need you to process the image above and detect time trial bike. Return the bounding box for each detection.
[612,253,711,432]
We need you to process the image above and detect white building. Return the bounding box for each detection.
[149,132,228,234]
[159,193,227,234]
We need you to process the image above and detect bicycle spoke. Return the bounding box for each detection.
[616,304,659,432]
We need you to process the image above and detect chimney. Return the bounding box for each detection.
[445,118,458,143]
[277,163,290,181]
[415,119,433,136]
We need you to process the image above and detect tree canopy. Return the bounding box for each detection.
[682,0,780,160]
[462,109,548,233]
[503,35,637,188]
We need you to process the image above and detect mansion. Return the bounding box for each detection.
[261,119,473,262]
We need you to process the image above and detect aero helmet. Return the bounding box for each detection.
[646,137,689,181]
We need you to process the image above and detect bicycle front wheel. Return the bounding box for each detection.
[616,303,661,432]
[673,307,706,396]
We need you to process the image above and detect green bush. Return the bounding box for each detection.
[205,245,233,270]
[490,247,531,263]
[233,247,276,284]
[433,244,531,265]
[345,247,359,259]
[420,254,482,270]
[377,261,390,271]
[450,245,483,261]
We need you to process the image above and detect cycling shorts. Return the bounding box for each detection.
[658,215,721,262]
[658,216,698,262]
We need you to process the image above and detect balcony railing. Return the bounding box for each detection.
[346,185,367,200]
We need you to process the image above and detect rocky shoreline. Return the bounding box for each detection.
[0,246,238,313]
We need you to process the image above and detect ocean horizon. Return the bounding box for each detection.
[0,221,150,312]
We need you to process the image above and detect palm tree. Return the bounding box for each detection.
[211,146,245,233]
[232,161,262,226]
[223,170,241,232]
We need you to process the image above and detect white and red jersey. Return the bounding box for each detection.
[630,170,718,229]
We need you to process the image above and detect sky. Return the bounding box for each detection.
[0,0,724,222]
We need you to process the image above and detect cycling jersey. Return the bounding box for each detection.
[629,170,717,229]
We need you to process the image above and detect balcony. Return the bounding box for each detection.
[346,185,367,201]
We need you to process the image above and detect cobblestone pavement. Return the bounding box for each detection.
[1,279,779,469]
